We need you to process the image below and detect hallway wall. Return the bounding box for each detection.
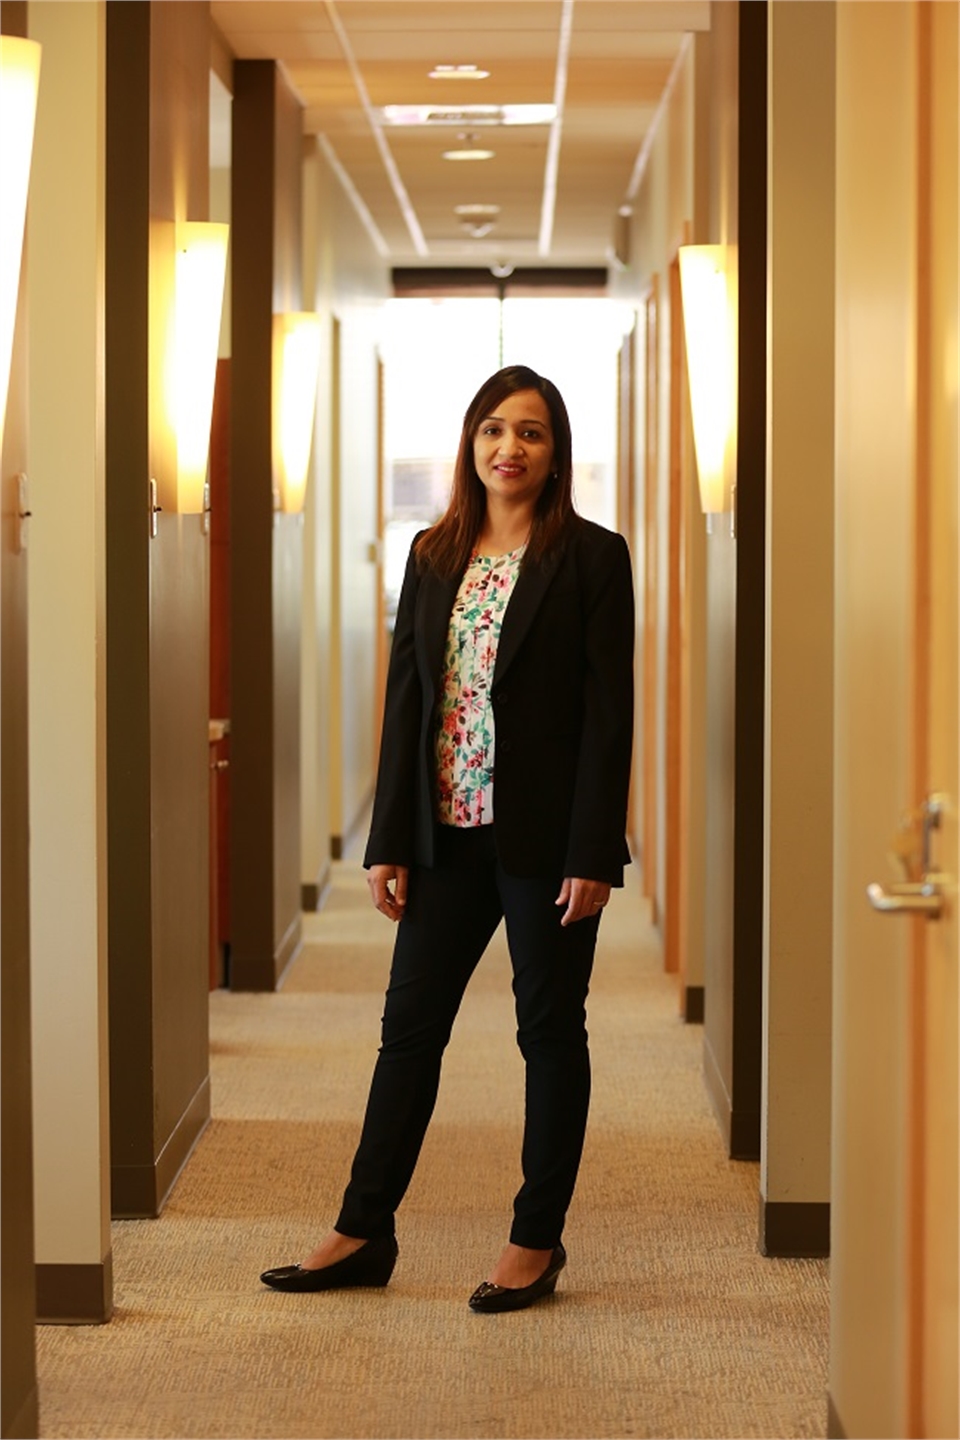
[609,37,707,1022]
[300,140,390,902]
[614,2,833,1259]
[700,0,766,1164]
[105,0,213,1219]
[26,0,112,1321]
[0,2,39,1425]
[228,57,305,989]
[760,0,834,1254]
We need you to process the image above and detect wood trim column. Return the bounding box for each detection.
[229,60,304,989]
[106,0,212,1219]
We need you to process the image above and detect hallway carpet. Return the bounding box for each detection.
[35,861,829,1439]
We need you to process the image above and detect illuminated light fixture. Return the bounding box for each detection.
[0,35,42,444]
[678,244,735,515]
[454,204,500,218]
[173,221,229,512]
[428,64,490,81]
[272,312,322,515]
[382,104,555,127]
[443,147,495,163]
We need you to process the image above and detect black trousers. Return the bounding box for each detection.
[336,824,601,1250]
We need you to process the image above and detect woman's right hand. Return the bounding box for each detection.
[367,864,409,922]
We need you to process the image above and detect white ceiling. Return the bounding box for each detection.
[210,0,711,271]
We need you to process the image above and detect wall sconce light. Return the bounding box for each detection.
[678,244,734,516]
[174,220,229,513]
[0,35,42,446]
[272,311,322,514]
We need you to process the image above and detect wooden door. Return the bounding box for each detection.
[831,4,958,1435]
[910,7,958,1428]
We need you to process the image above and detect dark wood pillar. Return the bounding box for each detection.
[702,0,768,1161]
[105,0,212,1218]
[229,60,304,990]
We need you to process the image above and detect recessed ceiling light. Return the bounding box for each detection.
[454,204,501,217]
[443,148,495,162]
[429,64,490,81]
[381,104,555,128]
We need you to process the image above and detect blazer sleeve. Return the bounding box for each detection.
[562,530,635,883]
[363,536,424,869]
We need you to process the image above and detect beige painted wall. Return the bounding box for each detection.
[26,0,111,1271]
[210,166,230,355]
[610,38,707,1000]
[761,0,834,1211]
[301,139,389,877]
[701,2,739,1118]
[301,142,334,895]
[830,3,920,1429]
[1,0,40,1421]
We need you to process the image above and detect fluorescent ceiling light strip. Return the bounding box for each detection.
[381,103,556,127]
[625,34,691,203]
[316,134,390,259]
[538,0,574,257]
[325,0,428,257]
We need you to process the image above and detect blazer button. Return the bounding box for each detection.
[500,739,512,753]
[497,689,508,704]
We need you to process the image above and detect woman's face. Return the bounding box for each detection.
[472,388,555,511]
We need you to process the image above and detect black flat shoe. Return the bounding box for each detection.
[260,1235,398,1292]
[468,1243,566,1313]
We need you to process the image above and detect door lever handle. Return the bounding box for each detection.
[866,880,943,918]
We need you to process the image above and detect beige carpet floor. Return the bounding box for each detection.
[35,860,829,1440]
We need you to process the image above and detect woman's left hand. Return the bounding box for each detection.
[555,877,612,927]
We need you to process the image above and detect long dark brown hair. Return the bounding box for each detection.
[415,365,575,578]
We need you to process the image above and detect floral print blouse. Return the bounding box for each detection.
[434,546,525,827]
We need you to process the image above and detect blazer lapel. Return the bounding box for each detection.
[416,569,460,700]
[494,545,564,684]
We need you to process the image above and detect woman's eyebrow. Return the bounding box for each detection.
[482,414,547,427]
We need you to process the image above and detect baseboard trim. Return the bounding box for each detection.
[702,1035,761,1160]
[703,1035,732,1150]
[2,1382,39,1439]
[36,1249,114,1325]
[301,859,332,913]
[759,1198,830,1258]
[275,912,303,987]
[683,985,704,1024]
[111,1074,211,1218]
[826,1393,847,1439]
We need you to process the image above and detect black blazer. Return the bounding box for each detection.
[364,516,635,885]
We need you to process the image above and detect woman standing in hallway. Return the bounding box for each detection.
[261,364,634,1311]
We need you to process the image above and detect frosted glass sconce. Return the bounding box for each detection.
[174,221,229,513]
[272,312,322,514]
[678,244,734,515]
[0,35,42,445]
